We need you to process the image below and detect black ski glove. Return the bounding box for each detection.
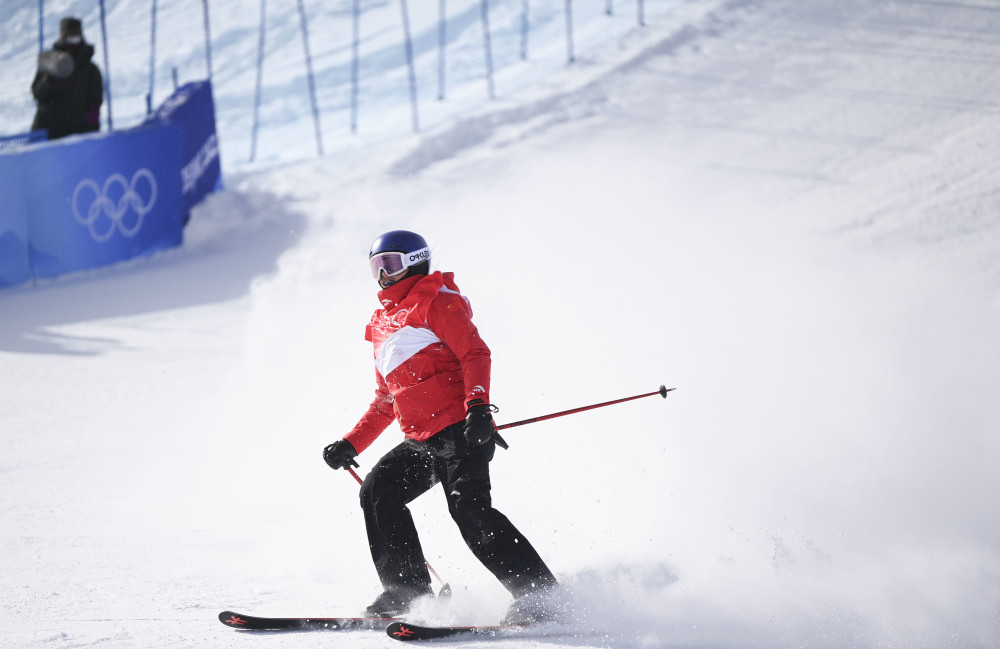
[323,439,359,470]
[463,401,496,447]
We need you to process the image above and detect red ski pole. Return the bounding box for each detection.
[341,385,672,590]
[495,385,673,431]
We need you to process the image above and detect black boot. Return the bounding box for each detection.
[365,585,432,617]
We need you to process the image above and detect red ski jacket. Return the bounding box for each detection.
[345,271,491,454]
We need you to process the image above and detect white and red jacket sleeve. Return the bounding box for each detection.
[345,370,396,454]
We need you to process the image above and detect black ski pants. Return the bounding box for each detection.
[358,421,557,598]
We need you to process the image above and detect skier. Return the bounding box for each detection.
[323,230,560,625]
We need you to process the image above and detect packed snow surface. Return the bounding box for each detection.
[3,0,1000,648]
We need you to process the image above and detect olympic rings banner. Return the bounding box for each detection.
[145,81,222,215]
[27,124,185,280]
[0,81,220,289]
[0,156,32,287]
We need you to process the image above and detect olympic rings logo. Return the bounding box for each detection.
[71,169,158,243]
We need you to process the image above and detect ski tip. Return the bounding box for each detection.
[386,622,419,642]
[387,621,467,642]
[219,611,248,627]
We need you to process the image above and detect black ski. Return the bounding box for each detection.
[219,610,396,631]
[386,620,530,641]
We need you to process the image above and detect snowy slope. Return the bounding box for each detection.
[4,1,1000,648]
[1,0,683,172]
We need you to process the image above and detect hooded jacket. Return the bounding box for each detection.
[31,40,103,140]
[345,271,491,454]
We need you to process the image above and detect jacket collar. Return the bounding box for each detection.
[376,273,426,310]
[375,271,459,310]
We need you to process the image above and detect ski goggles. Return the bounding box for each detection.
[369,246,430,279]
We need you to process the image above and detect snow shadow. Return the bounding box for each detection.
[0,187,306,355]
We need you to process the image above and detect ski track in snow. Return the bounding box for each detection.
[3,1,1000,648]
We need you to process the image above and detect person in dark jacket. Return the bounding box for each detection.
[30,17,104,140]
